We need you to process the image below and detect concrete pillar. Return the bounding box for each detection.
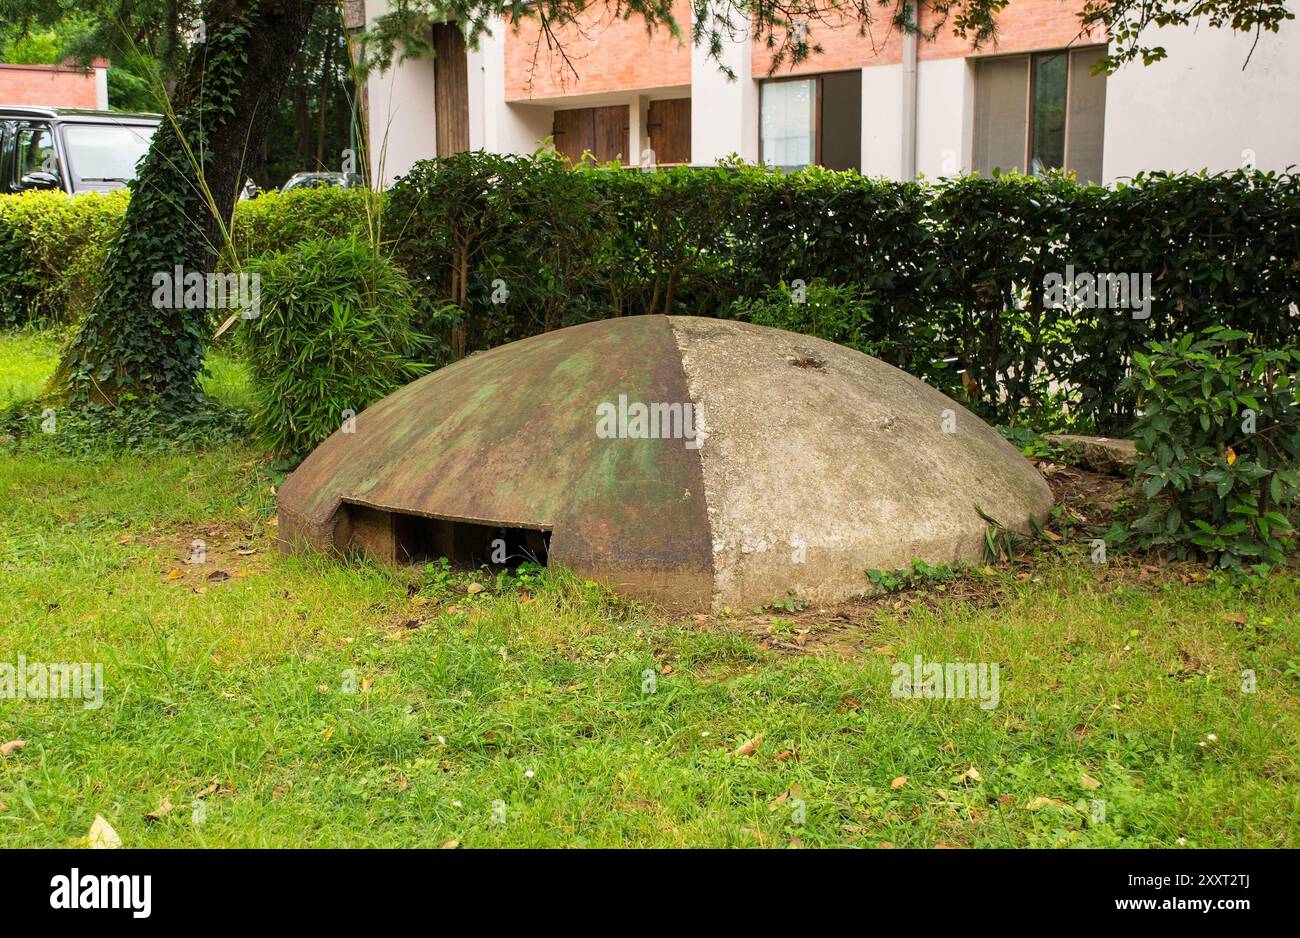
[362,0,437,187]
[691,28,758,164]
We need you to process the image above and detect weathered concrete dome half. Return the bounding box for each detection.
[277,316,1052,611]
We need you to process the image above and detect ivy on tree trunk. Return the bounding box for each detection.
[54,0,317,409]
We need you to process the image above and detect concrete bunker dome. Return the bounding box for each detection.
[277,315,1053,611]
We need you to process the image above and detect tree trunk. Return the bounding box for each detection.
[54,0,317,408]
[316,17,336,168]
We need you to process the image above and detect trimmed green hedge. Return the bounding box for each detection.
[0,188,372,329]
[231,188,373,258]
[0,190,129,327]
[5,160,1298,435]
[386,156,1300,433]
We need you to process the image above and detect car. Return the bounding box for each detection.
[279,171,362,193]
[0,105,160,196]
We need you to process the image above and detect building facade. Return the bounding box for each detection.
[0,61,110,111]
[361,0,1300,187]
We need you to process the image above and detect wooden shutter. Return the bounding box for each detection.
[647,98,691,165]
[432,23,470,157]
[552,106,628,165]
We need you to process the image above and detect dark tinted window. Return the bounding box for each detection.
[14,123,56,188]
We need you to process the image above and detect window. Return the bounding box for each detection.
[760,71,861,172]
[62,123,155,186]
[973,47,1107,183]
[762,79,816,168]
[14,123,55,188]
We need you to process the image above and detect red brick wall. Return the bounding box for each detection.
[752,0,1103,76]
[0,62,105,109]
[505,2,692,101]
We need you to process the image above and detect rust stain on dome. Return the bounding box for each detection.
[277,315,715,608]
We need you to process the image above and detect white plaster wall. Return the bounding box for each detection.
[691,29,758,164]
[914,57,973,179]
[1103,20,1300,181]
[363,0,437,187]
[467,31,487,150]
[94,65,109,110]
[860,64,903,179]
[475,21,554,155]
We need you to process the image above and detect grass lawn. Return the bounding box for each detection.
[1,331,1298,848]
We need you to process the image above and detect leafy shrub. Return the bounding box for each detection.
[243,238,427,457]
[727,279,891,358]
[1124,328,1300,571]
[384,150,603,360]
[0,190,128,326]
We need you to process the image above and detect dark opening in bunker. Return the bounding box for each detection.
[336,502,549,568]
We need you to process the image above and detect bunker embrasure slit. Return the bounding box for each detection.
[335,502,550,568]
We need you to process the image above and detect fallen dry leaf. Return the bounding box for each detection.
[1,739,27,757]
[466,582,485,595]
[734,733,764,757]
[87,815,121,849]
[1080,773,1102,790]
[775,749,796,762]
[164,568,183,580]
[890,775,908,790]
[1026,796,1071,811]
[440,840,460,849]
[145,798,174,821]
[194,782,219,799]
[957,766,982,785]
[614,800,655,811]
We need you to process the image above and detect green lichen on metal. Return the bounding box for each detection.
[277,316,715,608]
